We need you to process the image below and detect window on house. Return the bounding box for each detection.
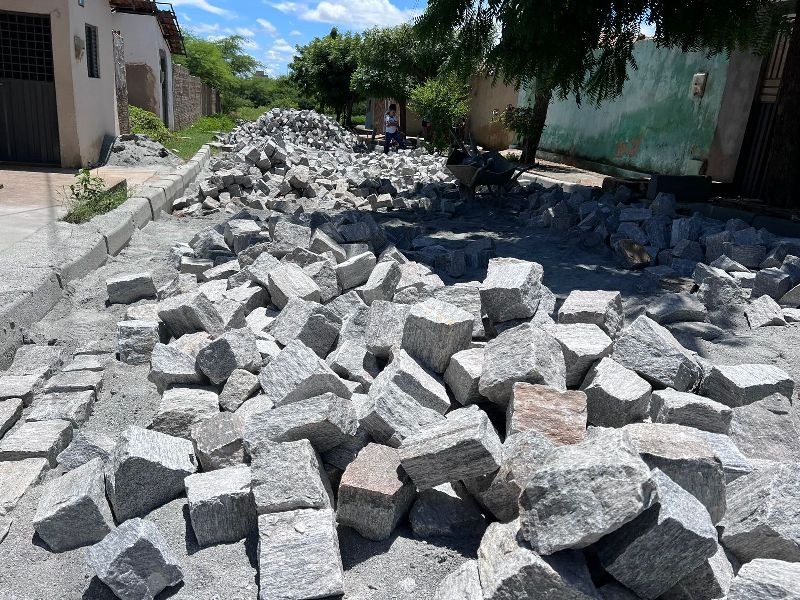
[85,24,99,78]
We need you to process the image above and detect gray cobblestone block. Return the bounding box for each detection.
[723,242,766,269]
[336,251,377,291]
[150,387,219,439]
[0,419,73,466]
[365,300,410,359]
[444,348,485,406]
[0,458,48,516]
[86,518,183,600]
[753,267,793,299]
[701,363,794,407]
[479,257,543,323]
[434,560,481,600]
[105,426,196,522]
[0,374,44,406]
[546,323,613,387]
[479,323,567,406]
[410,482,487,539]
[7,344,64,379]
[434,283,486,339]
[693,430,753,484]
[33,458,114,552]
[257,508,344,600]
[106,272,157,304]
[56,430,116,472]
[158,290,225,337]
[645,292,708,324]
[27,390,95,427]
[271,297,341,358]
[518,429,655,554]
[0,398,23,439]
[362,259,401,305]
[399,406,502,489]
[302,259,340,303]
[336,442,416,540]
[148,343,203,390]
[661,543,735,600]
[558,289,624,336]
[197,328,261,385]
[651,388,732,433]
[219,369,260,412]
[249,439,332,514]
[190,412,245,471]
[326,341,379,389]
[42,369,104,396]
[374,349,450,414]
[267,262,321,309]
[401,299,473,373]
[727,559,800,600]
[185,465,256,547]
[746,294,787,328]
[257,339,351,407]
[596,469,718,599]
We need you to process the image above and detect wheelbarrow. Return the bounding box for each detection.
[446,148,532,202]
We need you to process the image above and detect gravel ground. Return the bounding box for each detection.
[0,201,798,599]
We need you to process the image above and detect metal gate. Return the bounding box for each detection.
[736,15,795,198]
[0,10,60,165]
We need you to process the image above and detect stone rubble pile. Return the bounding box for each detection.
[105,133,183,168]
[1,181,799,598]
[172,108,460,219]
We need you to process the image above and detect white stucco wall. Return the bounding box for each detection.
[113,12,174,129]
[0,0,119,167]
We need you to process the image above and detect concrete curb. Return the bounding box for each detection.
[0,144,212,367]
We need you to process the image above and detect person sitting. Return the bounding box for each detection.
[383,104,406,153]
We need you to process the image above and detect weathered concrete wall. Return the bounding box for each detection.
[172,63,202,130]
[532,39,756,181]
[1,0,119,167]
[113,31,130,135]
[469,74,518,150]
[113,12,174,128]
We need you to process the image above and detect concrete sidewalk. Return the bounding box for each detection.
[0,166,163,250]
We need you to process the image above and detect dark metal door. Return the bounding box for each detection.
[0,10,60,165]
[736,15,795,198]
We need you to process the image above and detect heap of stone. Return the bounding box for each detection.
[104,133,183,168]
[2,193,800,599]
[173,108,456,218]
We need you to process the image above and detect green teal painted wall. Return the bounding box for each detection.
[529,40,732,176]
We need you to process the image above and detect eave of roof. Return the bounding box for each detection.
[108,0,185,55]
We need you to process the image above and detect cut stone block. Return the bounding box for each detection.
[336,251,376,290]
[336,442,416,540]
[27,390,95,427]
[0,419,73,466]
[478,519,598,600]
[0,458,48,515]
[401,298,473,373]
[56,430,117,472]
[622,422,726,523]
[479,323,567,406]
[434,560,482,600]
[596,469,718,599]
[645,292,708,324]
[326,341,379,389]
[444,348,485,405]
[518,428,655,554]
[434,284,486,339]
[399,406,503,489]
[507,383,587,445]
[728,393,800,461]
[185,465,256,547]
[719,462,800,563]
[362,259,401,304]
[249,439,332,514]
[746,294,787,328]
[410,482,487,538]
[158,290,225,337]
[42,369,104,395]
[190,411,245,471]
[479,257,543,323]
[7,344,64,378]
[546,323,613,387]
[86,518,183,600]
[105,426,197,522]
[219,369,260,412]
[701,363,794,407]
[753,267,793,299]
[150,387,219,439]
[267,263,322,309]
[33,458,114,552]
[611,315,701,391]
[727,558,800,600]
[270,297,340,358]
[244,392,357,453]
[661,543,735,600]
[365,300,410,359]
[302,259,340,302]
[106,272,157,304]
[580,357,652,427]
[196,328,261,385]
[62,353,110,373]
[310,228,347,263]
[373,349,450,414]
[148,343,203,390]
[558,290,624,336]
[257,509,344,600]
[651,388,732,433]
[694,430,753,483]
[0,398,23,438]
[257,339,351,407]
[0,374,44,406]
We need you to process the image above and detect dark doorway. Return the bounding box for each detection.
[0,10,60,165]
[159,49,169,127]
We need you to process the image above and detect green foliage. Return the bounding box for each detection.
[409,74,470,150]
[169,113,238,160]
[129,106,174,145]
[62,169,127,224]
[240,75,301,110]
[290,28,362,124]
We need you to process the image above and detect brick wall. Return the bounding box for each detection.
[172,63,202,130]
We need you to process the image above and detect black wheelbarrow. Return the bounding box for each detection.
[446,147,531,202]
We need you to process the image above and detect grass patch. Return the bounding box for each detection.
[62,169,129,224]
[169,108,269,159]
[231,106,270,122]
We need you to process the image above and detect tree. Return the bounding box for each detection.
[417,0,788,163]
[351,24,453,131]
[289,29,362,125]
[241,75,302,109]
[409,73,470,150]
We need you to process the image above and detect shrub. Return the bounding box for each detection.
[62,169,128,224]
[129,106,174,145]
[409,74,470,151]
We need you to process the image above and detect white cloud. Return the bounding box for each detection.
[170,0,235,18]
[235,27,256,37]
[257,18,278,35]
[289,29,303,36]
[270,0,418,29]
[263,37,298,75]
[180,12,192,22]
[271,38,295,53]
[189,22,222,35]
[241,38,261,50]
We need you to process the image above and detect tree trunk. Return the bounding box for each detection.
[763,18,800,207]
[522,89,552,163]
[399,99,407,133]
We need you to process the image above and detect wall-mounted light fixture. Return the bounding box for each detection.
[74,34,85,60]
[692,73,708,98]
[78,0,85,6]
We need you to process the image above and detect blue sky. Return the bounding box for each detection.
[169,0,428,75]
